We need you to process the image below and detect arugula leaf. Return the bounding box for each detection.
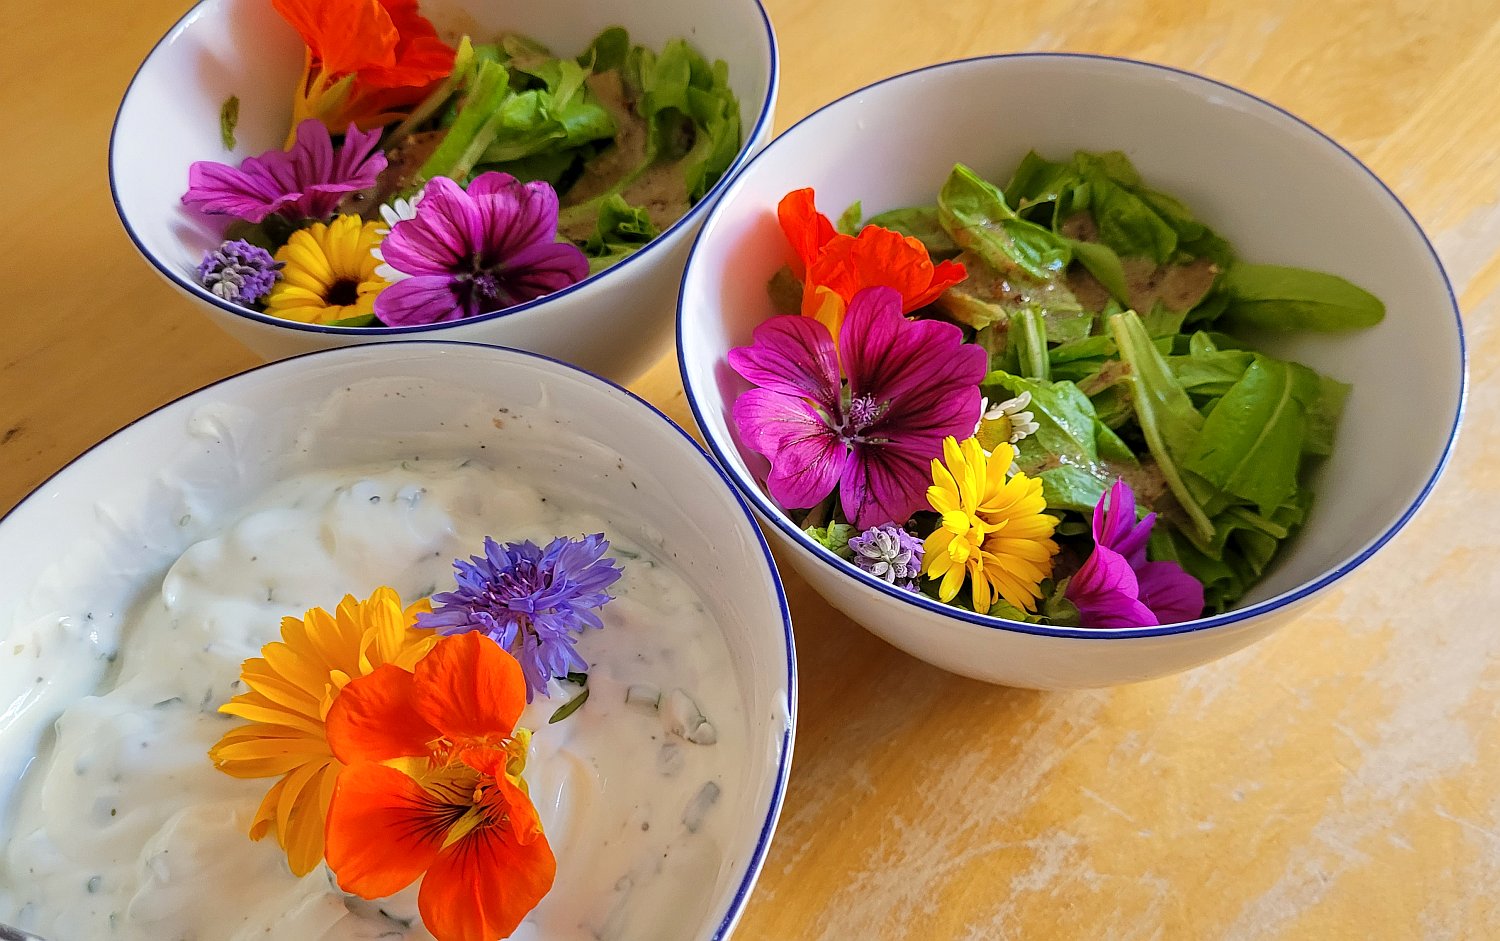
[1220,263,1385,331]
[1067,238,1130,305]
[1074,153,1178,263]
[981,371,1120,513]
[865,206,960,256]
[1012,308,1050,380]
[1182,357,1316,516]
[1300,369,1350,457]
[937,164,1071,281]
[1003,150,1076,213]
[1108,310,1216,541]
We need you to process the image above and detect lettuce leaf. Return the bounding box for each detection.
[1220,262,1386,332]
[981,371,1124,514]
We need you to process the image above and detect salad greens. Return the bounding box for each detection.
[844,150,1383,615]
[398,27,739,270]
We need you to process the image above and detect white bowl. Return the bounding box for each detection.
[0,342,794,938]
[110,0,778,385]
[677,54,1465,689]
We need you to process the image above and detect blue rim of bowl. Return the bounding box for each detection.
[0,340,796,940]
[106,0,780,336]
[676,51,1468,642]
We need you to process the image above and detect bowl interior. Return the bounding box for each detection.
[111,0,776,318]
[679,54,1463,626]
[0,342,792,937]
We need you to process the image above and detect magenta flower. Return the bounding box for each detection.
[1065,479,1204,627]
[373,173,589,326]
[729,286,987,530]
[181,119,386,224]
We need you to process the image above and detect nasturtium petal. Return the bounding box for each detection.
[411,631,527,745]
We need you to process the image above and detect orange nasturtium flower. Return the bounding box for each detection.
[208,587,438,876]
[272,0,456,141]
[776,188,968,335]
[324,631,556,941]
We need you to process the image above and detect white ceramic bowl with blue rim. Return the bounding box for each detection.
[677,53,1465,689]
[0,342,794,938]
[110,0,779,385]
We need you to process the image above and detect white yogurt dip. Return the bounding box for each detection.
[0,460,746,940]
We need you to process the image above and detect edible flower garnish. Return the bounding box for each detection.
[847,523,924,590]
[272,0,456,138]
[265,214,390,325]
[182,119,387,224]
[730,286,986,529]
[207,587,437,876]
[1065,479,1204,627]
[976,391,1040,452]
[776,188,967,334]
[418,534,622,701]
[923,436,1059,613]
[324,631,554,941]
[197,239,282,305]
[374,173,590,326]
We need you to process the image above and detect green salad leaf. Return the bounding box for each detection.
[1220,262,1386,332]
[938,163,1071,281]
[865,205,959,256]
[584,194,661,271]
[981,371,1125,514]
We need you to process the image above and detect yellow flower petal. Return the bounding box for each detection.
[209,586,436,875]
[266,215,390,325]
[921,435,1059,611]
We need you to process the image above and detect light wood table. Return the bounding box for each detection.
[5,0,1499,937]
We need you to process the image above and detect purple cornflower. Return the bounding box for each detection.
[196,239,281,304]
[373,173,589,326]
[1065,479,1204,627]
[729,286,987,530]
[181,119,387,224]
[417,534,623,701]
[848,524,924,590]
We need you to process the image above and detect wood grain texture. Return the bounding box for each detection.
[3,0,1497,937]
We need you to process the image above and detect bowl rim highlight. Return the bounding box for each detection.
[676,51,1467,642]
[107,0,781,337]
[0,340,797,941]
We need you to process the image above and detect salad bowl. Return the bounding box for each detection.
[110,0,779,385]
[677,53,1465,689]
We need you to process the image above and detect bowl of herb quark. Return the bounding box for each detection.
[677,54,1465,689]
[110,0,778,384]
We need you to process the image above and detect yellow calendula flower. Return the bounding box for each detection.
[922,436,1059,614]
[208,587,437,876]
[265,214,388,325]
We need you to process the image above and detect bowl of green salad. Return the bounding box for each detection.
[111,0,777,384]
[677,53,1465,688]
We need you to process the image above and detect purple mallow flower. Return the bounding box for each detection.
[196,239,281,304]
[417,534,623,701]
[848,524,924,590]
[729,286,987,530]
[182,119,386,224]
[1065,479,1204,628]
[373,173,589,326]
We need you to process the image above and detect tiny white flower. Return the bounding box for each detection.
[983,390,1039,443]
[371,190,425,283]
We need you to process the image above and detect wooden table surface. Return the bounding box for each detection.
[6,0,1500,937]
